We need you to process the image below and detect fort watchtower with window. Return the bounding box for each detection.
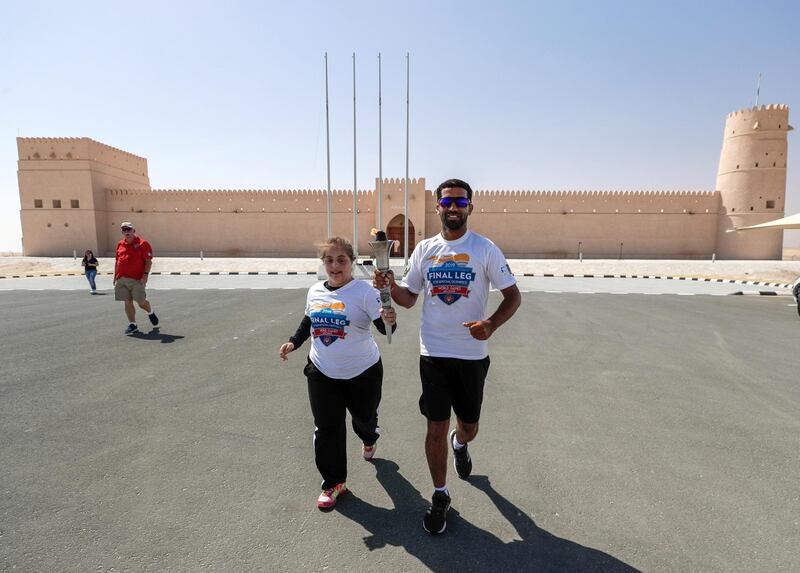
[715,104,793,259]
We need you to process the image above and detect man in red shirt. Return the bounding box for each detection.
[114,222,159,334]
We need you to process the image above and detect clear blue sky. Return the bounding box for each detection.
[2,0,799,251]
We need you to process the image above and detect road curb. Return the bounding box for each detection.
[0,270,793,289]
[0,271,318,279]
[520,273,792,289]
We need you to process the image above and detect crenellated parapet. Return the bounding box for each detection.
[107,188,376,198]
[473,189,714,198]
[459,188,720,214]
[723,104,792,138]
[105,187,381,213]
[726,103,790,118]
[377,177,424,186]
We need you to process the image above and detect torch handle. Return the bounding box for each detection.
[378,285,392,344]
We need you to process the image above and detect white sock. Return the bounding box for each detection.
[434,485,449,496]
[452,434,465,450]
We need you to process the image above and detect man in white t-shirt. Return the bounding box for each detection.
[374,178,521,534]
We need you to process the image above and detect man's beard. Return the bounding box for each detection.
[441,212,467,231]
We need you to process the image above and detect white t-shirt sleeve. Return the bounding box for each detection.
[485,243,517,290]
[403,242,425,294]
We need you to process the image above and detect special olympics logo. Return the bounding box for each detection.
[427,254,475,305]
[310,304,350,346]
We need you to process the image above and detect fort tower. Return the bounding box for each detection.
[715,105,793,259]
[17,138,150,255]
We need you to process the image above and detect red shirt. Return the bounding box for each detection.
[115,236,153,280]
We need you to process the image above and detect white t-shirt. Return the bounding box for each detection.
[404,230,517,359]
[305,279,383,379]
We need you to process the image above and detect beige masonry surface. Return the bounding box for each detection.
[17,105,793,259]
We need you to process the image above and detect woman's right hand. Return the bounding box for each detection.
[373,269,395,290]
[279,342,295,361]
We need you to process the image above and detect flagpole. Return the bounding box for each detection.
[324,53,332,238]
[378,53,383,233]
[755,72,761,107]
[404,52,410,267]
[353,52,358,258]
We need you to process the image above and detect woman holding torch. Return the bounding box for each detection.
[279,236,396,510]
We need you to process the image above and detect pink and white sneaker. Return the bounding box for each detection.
[362,443,377,461]
[317,482,347,510]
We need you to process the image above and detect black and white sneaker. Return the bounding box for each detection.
[422,490,451,534]
[148,312,159,326]
[449,429,472,479]
[124,323,139,335]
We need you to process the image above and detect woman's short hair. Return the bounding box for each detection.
[317,237,355,261]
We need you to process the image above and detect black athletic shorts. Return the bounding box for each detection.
[418,355,491,423]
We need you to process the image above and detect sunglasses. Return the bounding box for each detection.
[438,197,470,209]
[121,227,133,232]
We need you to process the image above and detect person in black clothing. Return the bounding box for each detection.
[278,237,396,510]
[81,249,99,294]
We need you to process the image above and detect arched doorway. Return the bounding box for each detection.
[386,214,415,257]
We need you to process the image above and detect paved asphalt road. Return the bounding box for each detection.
[1,287,798,572]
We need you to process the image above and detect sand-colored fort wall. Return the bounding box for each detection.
[423,190,720,258]
[470,192,721,258]
[104,189,378,256]
[102,181,428,256]
[16,105,792,259]
[99,185,720,258]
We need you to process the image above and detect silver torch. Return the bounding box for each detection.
[369,229,395,344]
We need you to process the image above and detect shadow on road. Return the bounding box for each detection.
[335,459,640,573]
[129,327,185,344]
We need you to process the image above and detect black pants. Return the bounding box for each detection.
[305,358,383,490]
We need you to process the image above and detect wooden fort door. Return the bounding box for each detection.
[386,214,415,257]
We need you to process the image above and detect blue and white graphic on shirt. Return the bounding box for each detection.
[305,280,382,379]
[310,302,350,347]
[426,253,475,305]
[404,230,517,360]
